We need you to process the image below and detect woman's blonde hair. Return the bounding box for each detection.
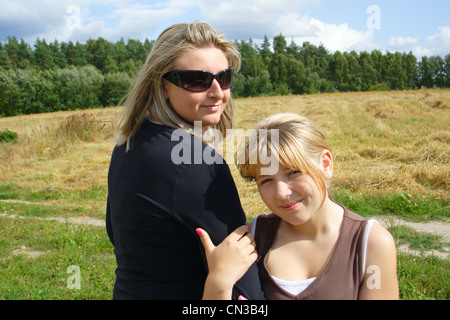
[116,21,241,148]
[237,113,333,202]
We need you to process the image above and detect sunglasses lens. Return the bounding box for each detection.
[217,69,233,89]
[182,72,213,92]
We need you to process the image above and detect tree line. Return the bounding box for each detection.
[0,35,449,117]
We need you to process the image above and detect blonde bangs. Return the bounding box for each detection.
[236,113,330,204]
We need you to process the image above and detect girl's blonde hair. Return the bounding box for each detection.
[116,21,241,149]
[237,113,333,202]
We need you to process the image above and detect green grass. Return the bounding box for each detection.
[397,254,449,300]
[390,225,448,252]
[0,182,106,219]
[1,183,449,299]
[333,188,449,222]
[0,216,114,299]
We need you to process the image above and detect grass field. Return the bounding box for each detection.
[0,89,448,299]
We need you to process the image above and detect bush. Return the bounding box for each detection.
[0,128,18,143]
[100,72,132,106]
[368,82,390,91]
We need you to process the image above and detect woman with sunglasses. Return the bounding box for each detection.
[105,21,263,300]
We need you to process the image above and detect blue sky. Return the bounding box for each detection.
[1,0,449,57]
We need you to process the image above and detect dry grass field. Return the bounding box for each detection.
[231,90,449,218]
[0,89,448,299]
[1,89,448,218]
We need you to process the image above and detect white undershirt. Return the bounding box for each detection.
[251,216,377,296]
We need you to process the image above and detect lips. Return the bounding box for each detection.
[201,105,221,111]
[280,200,302,211]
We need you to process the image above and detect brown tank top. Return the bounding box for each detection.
[254,206,368,300]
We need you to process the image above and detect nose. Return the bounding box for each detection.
[207,79,225,99]
[275,180,292,200]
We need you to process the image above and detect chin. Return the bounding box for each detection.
[200,116,222,128]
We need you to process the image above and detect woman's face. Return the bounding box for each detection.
[163,46,231,129]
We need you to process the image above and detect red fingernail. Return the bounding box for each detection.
[196,229,202,236]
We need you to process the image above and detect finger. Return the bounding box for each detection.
[238,232,255,245]
[228,225,250,242]
[243,241,258,257]
[196,228,215,254]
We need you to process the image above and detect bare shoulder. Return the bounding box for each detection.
[368,221,395,249]
[366,221,397,262]
[360,220,399,299]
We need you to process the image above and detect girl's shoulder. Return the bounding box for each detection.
[248,213,280,236]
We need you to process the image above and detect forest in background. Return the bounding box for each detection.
[1,34,449,117]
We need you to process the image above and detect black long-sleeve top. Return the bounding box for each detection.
[106,119,264,299]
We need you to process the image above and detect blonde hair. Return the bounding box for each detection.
[237,113,333,202]
[116,21,241,148]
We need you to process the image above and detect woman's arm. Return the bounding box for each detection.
[197,226,257,300]
[172,157,265,299]
[358,222,399,300]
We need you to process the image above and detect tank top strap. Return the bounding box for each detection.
[254,213,280,265]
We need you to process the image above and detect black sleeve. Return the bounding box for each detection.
[172,160,265,300]
[105,196,114,246]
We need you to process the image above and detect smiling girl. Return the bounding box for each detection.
[198,113,399,300]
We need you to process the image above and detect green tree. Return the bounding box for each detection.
[103,55,119,74]
[4,36,21,68]
[344,51,362,91]
[418,56,433,88]
[0,43,12,70]
[330,51,349,91]
[273,33,287,54]
[258,35,272,66]
[359,51,378,91]
[86,37,111,71]
[445,54,450,88]
[126,39,149,63]
[236,39,260,77]
[54,65,103,109]
[34,38,55,69]
[49,40,67,68]
[101,72,132,106]
[404,52,418,89]
[62,41,88,66]
[429,56,446,88]
[287,56,306,94]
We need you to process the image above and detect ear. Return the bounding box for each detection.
[162,82,169,99]
[320,149,333,180]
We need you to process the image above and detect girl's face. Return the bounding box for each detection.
[163,46,230,129]
[255,151,332,226]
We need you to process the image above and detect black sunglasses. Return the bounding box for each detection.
[163,67,234,92]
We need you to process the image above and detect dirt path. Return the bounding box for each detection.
[373,216,450,242]
[1,200,448,259]
[373,216,449,259]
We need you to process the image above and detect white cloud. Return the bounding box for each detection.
[426,26,450,56]
[194,0,376,53]
[195,0,320,39]
[0,0,187,43]
[387,36,418,50]
[288,17,377,52]
[400,26,450,58]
